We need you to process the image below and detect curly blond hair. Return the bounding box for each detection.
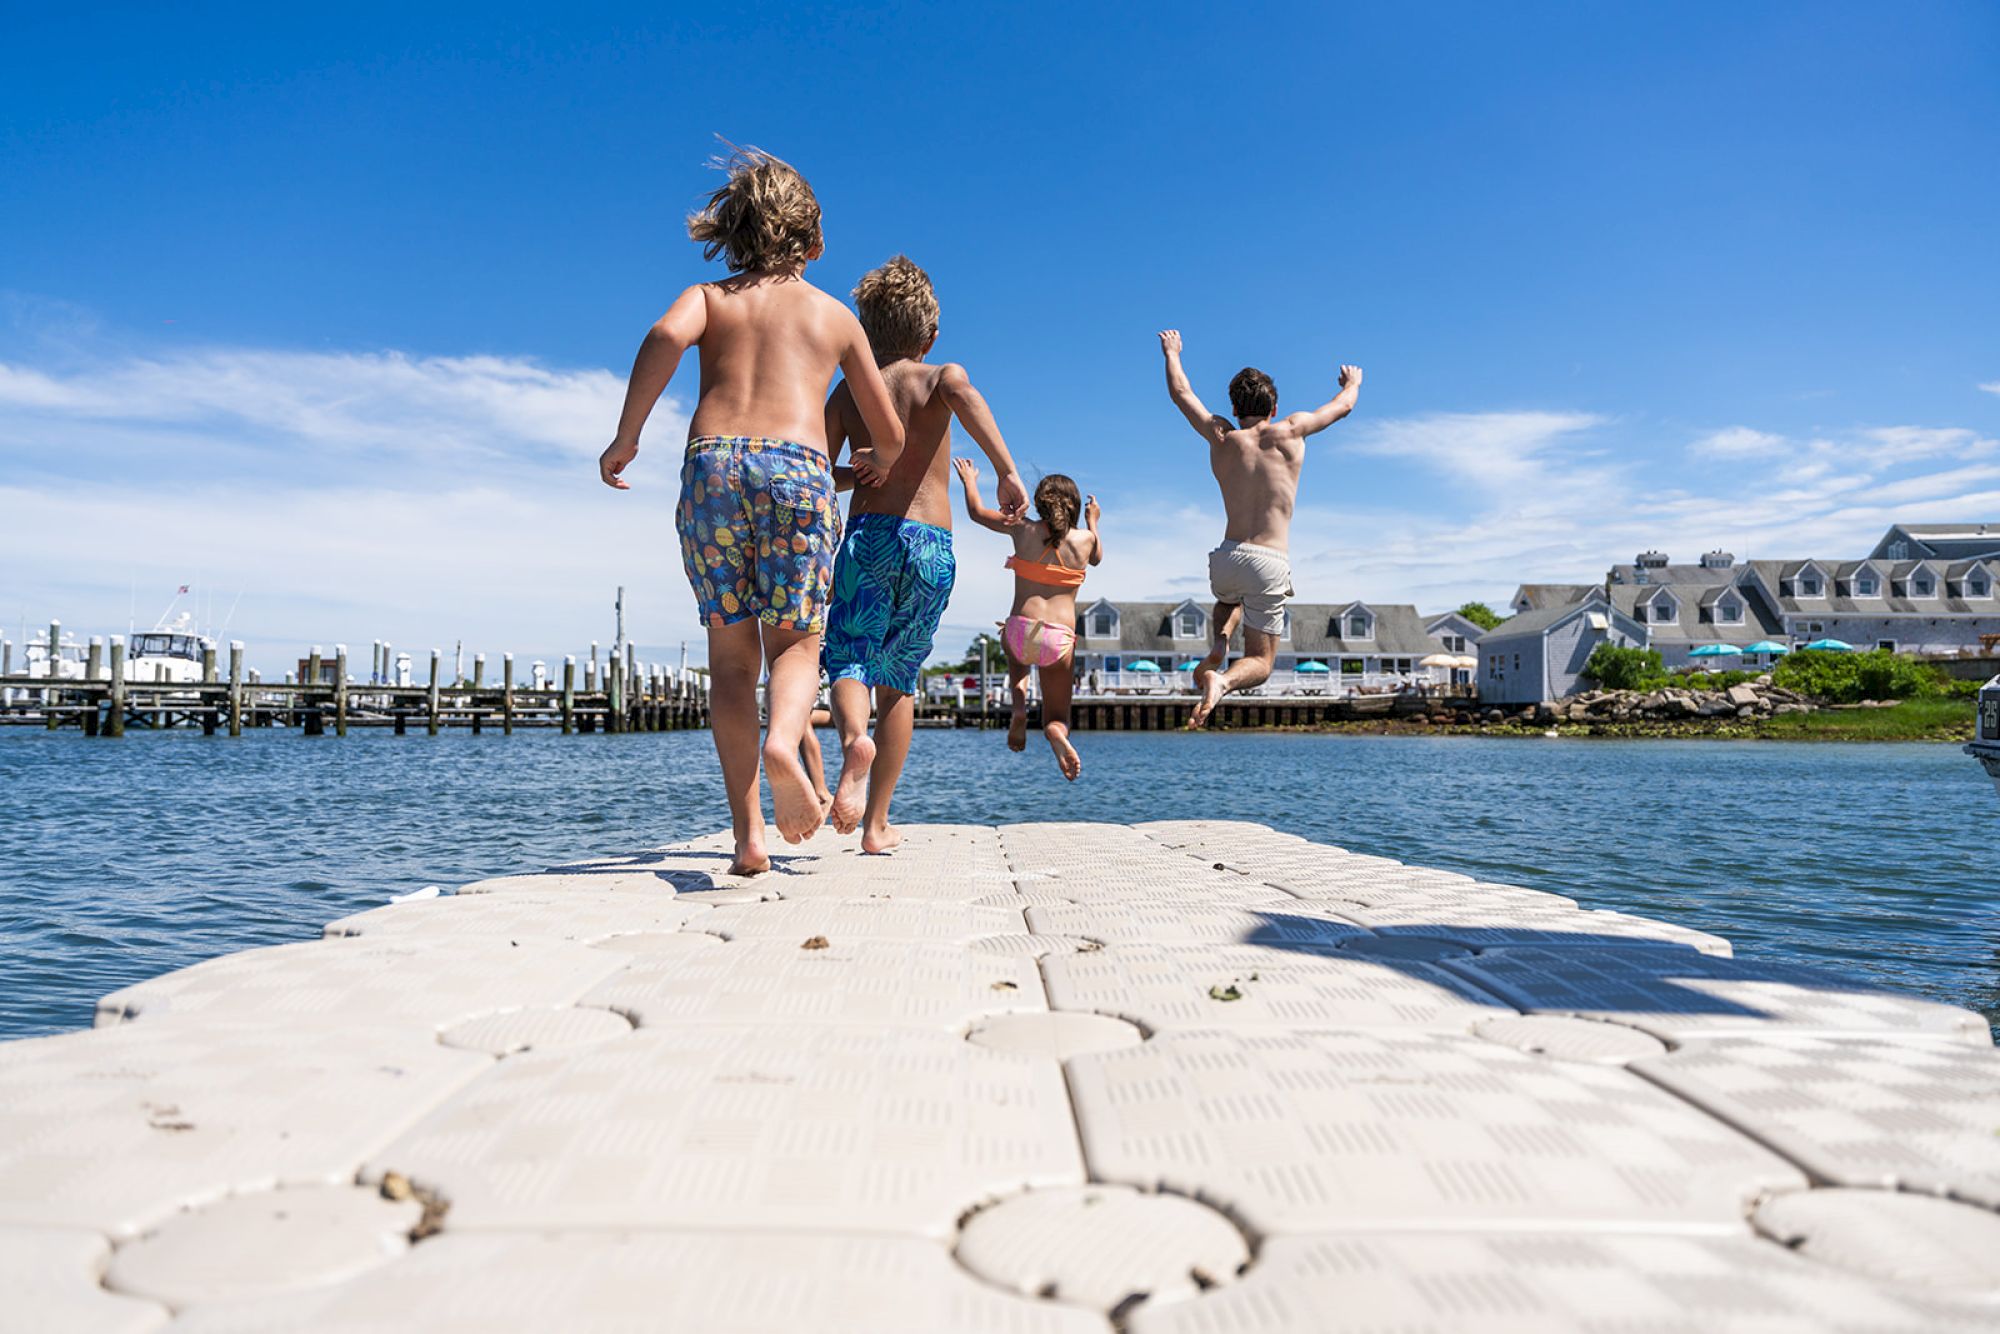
[685,145,823,274]
[852,255,939,359]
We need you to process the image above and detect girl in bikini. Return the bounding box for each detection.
[953,457,1102,781]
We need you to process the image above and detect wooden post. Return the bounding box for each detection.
[85,636,103,681]
[228,642,244,738]
[44,620,61,731]
[587,641,599,693]
[561,656,576,734]
[427,649,442,736]
[472,654,485,690]
[333,644,349,738]
[107,637,126,737]
[201,643,217,684]
[1,638,10,676]
[502,653,515,736]
[607,653,624,733]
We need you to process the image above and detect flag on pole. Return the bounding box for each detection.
[177,585,189,594]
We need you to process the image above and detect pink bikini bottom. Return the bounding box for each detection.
[1003,615,1075,668]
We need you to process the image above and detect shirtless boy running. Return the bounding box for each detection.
[597,147,904,874]
[822,256,1028,850]
[1157,329,1362,726]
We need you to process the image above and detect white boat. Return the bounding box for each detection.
[1966,676,2000,798]
[20,631,89,680]
[125,612,214,684]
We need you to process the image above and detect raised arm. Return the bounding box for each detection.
[936,363,1027,520]
[599,286,707,489]
[1085,493,1104,565]
[838,311,905,486]
[1158,329,1230,446]
[951,456,1016,534]
[1283,364,1364,438]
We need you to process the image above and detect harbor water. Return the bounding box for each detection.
[1,729,1993,1039]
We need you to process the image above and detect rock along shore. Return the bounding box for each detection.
[3,820,1998,1331]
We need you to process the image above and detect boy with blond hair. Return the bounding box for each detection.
[599,146,905,874]
[1157,329,1362,726]
[822,255,1028,850]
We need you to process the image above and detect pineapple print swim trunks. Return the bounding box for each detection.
[676,436,841,632]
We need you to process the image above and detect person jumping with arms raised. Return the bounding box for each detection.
[1157,329,1361,727]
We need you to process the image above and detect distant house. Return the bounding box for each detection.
[1074,597,1460,695]
[1475,590,1646,705]
[1871,524,2000,563]
[1508,583,1595,615]
[1737,556,2000,654]
[1602,550,1788,669]
[1423,611,1485,655]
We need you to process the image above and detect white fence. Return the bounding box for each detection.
[1079,668,1448,697]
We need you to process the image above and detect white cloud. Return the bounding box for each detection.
[1979,382,2000,396]
[1346,411,1605,486]
[1862,425,1994,464]
[1690,426,1787,458]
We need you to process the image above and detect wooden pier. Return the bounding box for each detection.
[0,641,709,737]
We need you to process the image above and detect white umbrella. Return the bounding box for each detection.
[1418,653,1457,668]
[1452,655,1479,669]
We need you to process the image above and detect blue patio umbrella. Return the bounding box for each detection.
[1295,660,1331,673]
[1742,640,1790,655]
[1803,638,1856,652]
[1177,659,1203,670]
[1688,644,1741,657]
[1126,659,1162,672]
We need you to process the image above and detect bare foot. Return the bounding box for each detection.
[861,823,902,854]
[1008,702,1027,752]
[829,733,875,834]
[816,788,835,825]
[1046,724,1081,781]
[1189,672,1227,728]
[762,740,823,844]
[728,832,770,876]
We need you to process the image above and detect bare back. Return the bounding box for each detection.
[831,360,956,527]
[1007,518,1097,627]
[1211,419,1307,550]
[688,274,859,449]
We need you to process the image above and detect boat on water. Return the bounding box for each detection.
[19,631,89,680]
[1965,676,2000,798]
[124,612,214,684]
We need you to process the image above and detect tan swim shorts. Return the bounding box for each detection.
[1208,540,1293,635]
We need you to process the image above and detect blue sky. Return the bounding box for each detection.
[4,2,1998,671]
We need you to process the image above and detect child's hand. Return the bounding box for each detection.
[598,438,637,490]
[996,470,1030,521]
[952,456,979,488]
[1339,363,1364,389]
[1158,329,1183,357]
[851,447,889,487]
[1085,494,1101,526]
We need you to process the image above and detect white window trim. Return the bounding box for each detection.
[1854,571,1881,598]
[1968,572,1993,599]
[1714,597,1744,625]
[1909,564,1938,598]
[1343,612,1374,641]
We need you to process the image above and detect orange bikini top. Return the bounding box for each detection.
[1005,544,1087,589]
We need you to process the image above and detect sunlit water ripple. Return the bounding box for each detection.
[1,729,1993,1038]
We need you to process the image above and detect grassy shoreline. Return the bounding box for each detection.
[1234,698,1976,742]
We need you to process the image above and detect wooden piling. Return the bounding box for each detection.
[86,637,103,682]
[228,642,244,738]
[107,637,126,738]
[561,656,576,735]
[333,645,349,738]
[427,650,442,736]
[502,654,515,736]
[607,655,624,734]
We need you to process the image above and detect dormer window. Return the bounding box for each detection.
[1088,607,1117,638]
[1175,609,1203,638]
[1970,572,1992,598]
[1343,610,1373,640]
[1797,572,1823,597]
[1715,597,1743,624]
[1855,572,1879,597]
[1912,572,1936,597]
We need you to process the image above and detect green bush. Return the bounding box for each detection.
[1771,649,1945,703]
[1582,643,1665,691]
[1677,669,1759,691]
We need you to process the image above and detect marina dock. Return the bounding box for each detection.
[3,820,1997,1330]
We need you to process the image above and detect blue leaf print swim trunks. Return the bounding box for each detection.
[821,513,957,697]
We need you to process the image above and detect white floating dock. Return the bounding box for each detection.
[3,820,1999,1331]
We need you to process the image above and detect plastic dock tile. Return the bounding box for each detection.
[0,1225,167,1334]
[1025,902,1367,949]
[322,889,710,943]
[1447,946,1995,1046]
[1336,903,1734,956]
[104,1184,421,1308]
[0,1019,489,1237]
[166,1232,1110,1334]
[437,1006,634,1056]
[1066,1029,1804,1234]
[1042,942,1513,1034]
[94,937,625,1030]
[1123,1231,1998,1333]
[1473,1015,1671,1064]
[1635,1037,2000,1207]
[363,1027,1084,1236]
[1753,1188,2000,1292]
[581,938,1047,1031]
[955,1185,1251,1314]
[693,899,1027,944]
